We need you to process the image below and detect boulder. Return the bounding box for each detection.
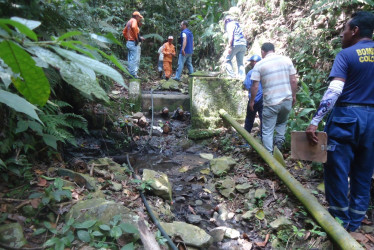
[160,221,213,248]
[65,198,137,227]
[210,157,236,176]
[57,168,96,190]
[270,216,293,230]
[235,183,252,193]
[216,177,236,198]
[142,169,172,200]
[0,223,27,248]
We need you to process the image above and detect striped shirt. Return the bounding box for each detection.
[250,53,296,106]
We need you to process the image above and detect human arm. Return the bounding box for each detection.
[182,35,187,56]
[249,80,259,111]
[289,74,298,106]
[306,77,345,144]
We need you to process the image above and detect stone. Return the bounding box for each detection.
[361,225,374,234]
[188,129,221,140]
[195,200,203,206]
[224,227,240,239]
[138,116,147,128]
[270,216,293,229]
[142,169,172,200]
[186,214,202,224]
[65,198,137,227]
[209,227,226,242]
[57,168,96,190]
[199,153,214,160]
[111,182,122,192]
[255,188,267,199]
[160,79,180,90]
[0,223,27,248]
[190,77,247,129]
[210,157,236,176]
[175,196,186,203]
[217,177,236,198]
[132,112,144,119]
[160,221,213,248]
[89,157,128,181]
[242,210,255,220]
[235,183,252,193]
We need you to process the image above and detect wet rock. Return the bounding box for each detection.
[175,196,186,203]
[186,214,202,224]
[188,129,221,140]
[218,205,229,221]
[210,156,236,176]
[255,188,267,199]
[138,116,148,128]
[209,227,226,242]
[224,227,240,239]
[227,212,235,220]
[132,112,144,119]
[0,223,27,248]
[66,198,137,226]
[216,178,235,198]
[270,216,293,229]
[110,182,122,192]
[160,221,213,248]
[57,168,96,190]
[235,183,252,193]
[150,201,174,222]
[242,210,255,220]
[361,225,374,234]
[142,169,172,200]
[200,153,214,160]
[195,200,203,206]
[160,79,180,90]
[88,157,128,181]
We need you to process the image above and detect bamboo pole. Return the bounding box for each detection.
[219,109,363,250]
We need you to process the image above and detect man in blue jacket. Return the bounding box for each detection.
[306,11,374,232]
[173,20,194,81]
[244,55,263,134]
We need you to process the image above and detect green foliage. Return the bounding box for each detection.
[131,179,155,192]
[155,230,168,245]
[29,178,72,206]
[41,215,139,250]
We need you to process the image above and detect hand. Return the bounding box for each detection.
[249,100,255,112]
[306,124,318,145]
[228,47,232,55]
[140,36,145,42]
[182,49,185,56]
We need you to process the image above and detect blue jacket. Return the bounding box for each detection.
[244,69,262,103]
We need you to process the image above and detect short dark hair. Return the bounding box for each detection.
[261,43,275,52]
[349,11,374,38]
[182,20,188,27]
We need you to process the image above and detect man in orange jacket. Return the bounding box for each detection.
[123,11,144,78]
[163,36,176,80]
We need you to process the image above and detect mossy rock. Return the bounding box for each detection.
[159,79,180,90]
[187,129,221,140]
[189,71,220,77]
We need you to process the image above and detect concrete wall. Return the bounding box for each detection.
[190,77,247,129]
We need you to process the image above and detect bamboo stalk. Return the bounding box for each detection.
[219,109,363,250]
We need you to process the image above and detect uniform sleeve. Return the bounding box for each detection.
[243,71,253,90]
[329,52,348,79]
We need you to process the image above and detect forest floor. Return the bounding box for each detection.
[1,75,374,250]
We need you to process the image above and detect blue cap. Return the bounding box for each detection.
[248,55,261,62]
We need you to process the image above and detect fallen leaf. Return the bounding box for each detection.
[72,191,79,200]
[203,188,212,194]
[255,233,270,247]
[200,168,210,175]
[34,169,44,175]
[30,199,40,209]
[8,214,27,223]
[197,175,207,183]
[37,178,47,187]
[188,205,196,215]
[179,166,190,173]
[0,204,7,212]
[97,178,105,183]
[255,209,265,220]
[350,232,368,243]
[365,234,374,243]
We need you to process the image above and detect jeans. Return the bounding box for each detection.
[324,106,374,232]
[262,99,292,153]
[126,41,140,77]
[245,98,263,134]
[225,45,246,80]
[174,53,193,80]
[158,60,163,72]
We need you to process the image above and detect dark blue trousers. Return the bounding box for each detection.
[324,106,374,231]
[244,98,263,134]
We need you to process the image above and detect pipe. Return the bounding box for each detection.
[126,154,178,250]
[218,109,363,250]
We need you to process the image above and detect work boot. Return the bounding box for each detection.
[274,139,285,151]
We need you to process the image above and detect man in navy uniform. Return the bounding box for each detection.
[306,11,374,232]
